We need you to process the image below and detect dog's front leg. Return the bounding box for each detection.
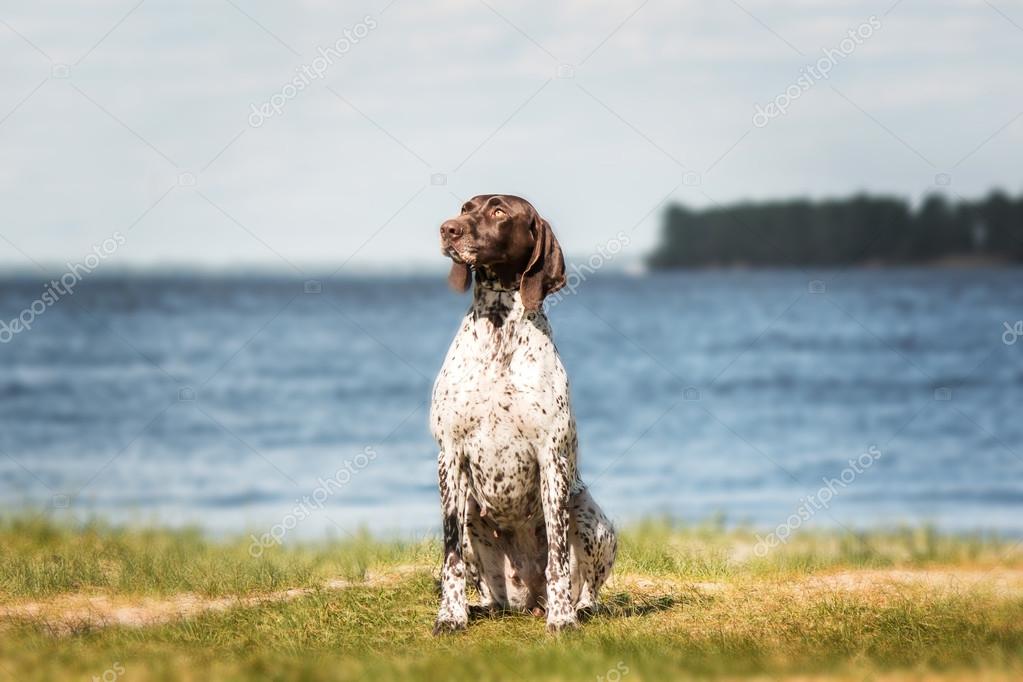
[434,448,469,634]
[539,444,578,633]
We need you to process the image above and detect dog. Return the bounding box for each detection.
[430,194,617,634]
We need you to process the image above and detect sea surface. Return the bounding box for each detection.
[1,269,1021,540]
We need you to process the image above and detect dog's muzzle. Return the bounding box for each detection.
[440,220,475,264]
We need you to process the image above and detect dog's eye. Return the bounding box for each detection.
[493,208,505,217]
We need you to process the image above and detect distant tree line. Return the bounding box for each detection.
[647,192,1023,268]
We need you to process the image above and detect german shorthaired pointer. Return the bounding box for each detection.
[431,194,617,634]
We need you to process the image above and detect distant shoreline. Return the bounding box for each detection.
[647,193,1023,270]
[647,253,1017,271]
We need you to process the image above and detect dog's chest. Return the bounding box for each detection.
[431,310,572,523]
[432,312,567,429]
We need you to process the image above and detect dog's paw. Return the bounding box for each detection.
[432,614,468,636]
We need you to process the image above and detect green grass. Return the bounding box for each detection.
[616,517,1020,577]
[0,516,437,600]
[1,516,1022,681]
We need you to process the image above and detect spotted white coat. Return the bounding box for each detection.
[430,275,617,634]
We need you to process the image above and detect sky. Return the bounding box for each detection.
[2,0,1022,273]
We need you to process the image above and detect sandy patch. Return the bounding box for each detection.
[0,565,424,635]
[613,567,1023,600]
[797,568,1023,598]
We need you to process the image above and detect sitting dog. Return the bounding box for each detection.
[430,194,617,633]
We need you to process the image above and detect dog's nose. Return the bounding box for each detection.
[440,221,463,241]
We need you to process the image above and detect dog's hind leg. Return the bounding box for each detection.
[568,484,617,614]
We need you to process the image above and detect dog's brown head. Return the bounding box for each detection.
[440,194,565,311]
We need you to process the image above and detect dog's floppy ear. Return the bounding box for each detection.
[448,262,472,292]
[519,214,566,312]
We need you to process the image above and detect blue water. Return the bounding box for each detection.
[1,269,1021,539]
